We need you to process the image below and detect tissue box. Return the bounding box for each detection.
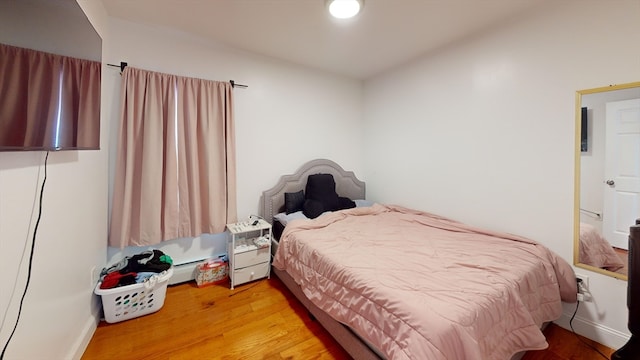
[195,259,228,287]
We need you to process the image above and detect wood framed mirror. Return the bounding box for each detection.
[574,81,640,280]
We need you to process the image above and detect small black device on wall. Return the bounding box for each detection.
[581,106,588,152]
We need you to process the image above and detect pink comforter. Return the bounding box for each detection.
[273,204,577,360]
[579,222,625,271]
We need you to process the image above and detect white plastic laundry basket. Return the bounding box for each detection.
[94,267,173,323]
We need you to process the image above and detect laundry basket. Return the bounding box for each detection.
[94,267,173,323]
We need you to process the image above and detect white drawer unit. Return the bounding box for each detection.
[226,218,272,289]
[233,262,270,285]
[235,248,270,268]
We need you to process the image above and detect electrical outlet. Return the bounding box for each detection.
[90,266,100,287]
[576,273,591,302]
[576,273,589,289]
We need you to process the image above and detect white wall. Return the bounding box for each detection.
[103,18,364,267]
[363,0,640,349]
[0,1,109,359]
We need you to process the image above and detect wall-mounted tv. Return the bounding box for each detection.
[581,106,588,152]
[0,0,101,152]
[0,44,101,151]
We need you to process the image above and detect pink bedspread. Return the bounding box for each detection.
[579,222,625,271]
[273,204,577,360]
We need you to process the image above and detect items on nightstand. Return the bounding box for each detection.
[226,218,272,289]
[253,235,270,249]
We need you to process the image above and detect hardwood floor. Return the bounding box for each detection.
[83,276,349,359]
[521,323,614,360]
[83,276,614,359]
[613,247,629,277]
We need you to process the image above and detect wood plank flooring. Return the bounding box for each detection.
[613,247,628,277]
[83,276,615,360]
[521,323,614,360]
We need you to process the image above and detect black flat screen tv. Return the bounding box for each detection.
[0,59,101,152]
[581,106,588,153]
[0,0,101,152]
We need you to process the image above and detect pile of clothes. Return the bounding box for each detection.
[99,250,173,289]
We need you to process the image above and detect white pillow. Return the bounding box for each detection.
[273,211,308,226]
[274,199,373,226]
[354,199,374,207]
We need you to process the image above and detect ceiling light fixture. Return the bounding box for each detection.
[327,0,363,19]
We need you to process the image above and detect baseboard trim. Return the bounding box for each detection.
[69,296,102,360]
[555,309,630,350]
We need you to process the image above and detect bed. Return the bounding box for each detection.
[260,159,577,360]
[579,222,625,272]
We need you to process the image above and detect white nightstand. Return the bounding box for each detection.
[226,219,272,289]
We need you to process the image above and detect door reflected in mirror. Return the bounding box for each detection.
[574,81,640,280]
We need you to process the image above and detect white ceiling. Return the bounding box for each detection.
[100,0,550,80]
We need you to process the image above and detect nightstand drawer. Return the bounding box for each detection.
[233,262,269,285]
[234,247,270,268]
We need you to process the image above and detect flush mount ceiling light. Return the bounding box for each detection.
[326,0,364,19]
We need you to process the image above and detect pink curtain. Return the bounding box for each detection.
[109,67,237,248]
[0,43,100,149]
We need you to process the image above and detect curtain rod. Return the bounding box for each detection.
[580,208,602,219]
[106,61,128,72]
[229,80,248,89]
[106,62,248,88]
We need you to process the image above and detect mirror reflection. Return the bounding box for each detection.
[575,81,640,280]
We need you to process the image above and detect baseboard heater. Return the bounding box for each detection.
[169,254,226,285]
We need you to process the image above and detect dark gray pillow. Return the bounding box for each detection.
[302,199,325,219]
[305,174,339,211]
[338,196,356,210]
[284,190,305,214]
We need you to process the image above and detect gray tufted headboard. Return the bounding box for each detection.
[260,159,366,224]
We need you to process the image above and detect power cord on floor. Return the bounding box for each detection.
[228,281,262,297]
[569,299,611,360]
[0,151,49,360]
